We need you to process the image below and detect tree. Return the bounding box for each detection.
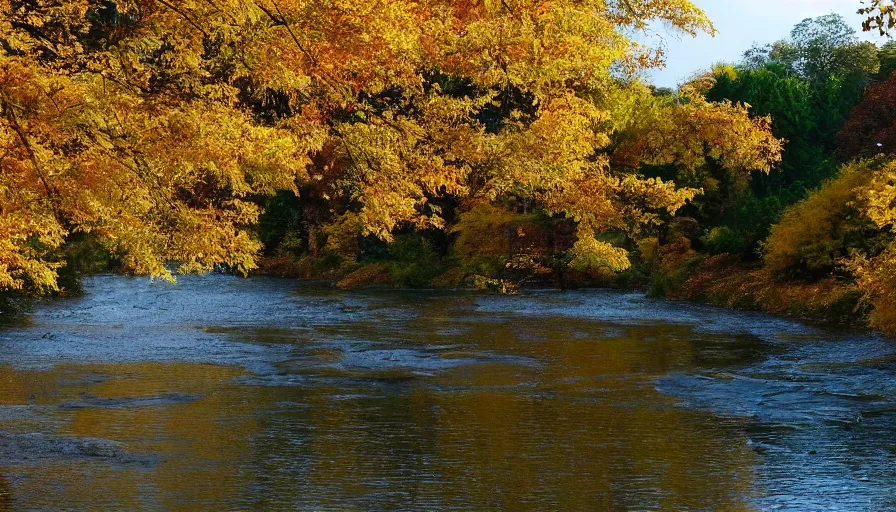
[694,15,885,258]
[838,72,896,159]
[707,67,825,190]
[743,14,879,84]
[0,0,782,292]
[877,41,896,79]
[694,64,841,256]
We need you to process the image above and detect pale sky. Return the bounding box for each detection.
[647,0,884,87]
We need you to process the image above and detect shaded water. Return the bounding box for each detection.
[0,275,895,511]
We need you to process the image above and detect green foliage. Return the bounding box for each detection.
[702,226,752,256]
[743,14,880,84]
[707,67,846,190]
[878,42,896,80]
[701,19,876,258]
[700,191,790,256]
[383,235,444,288]
[257,192,303,257]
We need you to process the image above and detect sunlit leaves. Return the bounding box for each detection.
[0,0,783,290]
[859,0,896,35]
[570,234,631,272]
[765,157,896,334]
[850,160,896,334]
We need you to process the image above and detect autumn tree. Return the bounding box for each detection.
[0,0,782,292]
[838,72,896,159]
[849,159,896,334]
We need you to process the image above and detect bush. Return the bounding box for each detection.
[385,235,444,287]
[763,161,876,280]
[860,253,896,336]
[701,192,791,257]
[451,201,535,278]
[847,160,896,335]
[672,255,864,323]
[648,235,705,297]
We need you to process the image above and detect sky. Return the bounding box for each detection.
[647,0,884,87]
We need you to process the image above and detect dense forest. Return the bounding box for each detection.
[1,1,895,334]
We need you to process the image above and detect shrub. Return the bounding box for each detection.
[854,249,896,336]
[763,161,876,280]
[848,160,896,335]
[648,235,705,297]
[385,235,444,287]
[450,201,536,278]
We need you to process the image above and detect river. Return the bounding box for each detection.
[0,275,894,511]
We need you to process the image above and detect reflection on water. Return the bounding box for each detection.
[0,275,893,510]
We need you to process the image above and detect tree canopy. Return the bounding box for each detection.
[743,14,879,84]
[0,0,782,292]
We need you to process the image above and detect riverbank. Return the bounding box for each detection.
[2,250,873,334]
[650,254,868,328]
[254,251,876,334]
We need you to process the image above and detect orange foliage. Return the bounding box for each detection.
[0,0,782,291]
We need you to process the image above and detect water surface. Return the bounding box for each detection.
[0,275,894,511]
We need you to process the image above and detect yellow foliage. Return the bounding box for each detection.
[451,201,533,275]
[858,165,896,228]
[570,234,632,272]
[850,248,896,335]
[0,0,781,291]
[849,160,896,334]
[323,213,363,263]
[764,162,873,279]
[612,86,782,175]
[765,157,896,334]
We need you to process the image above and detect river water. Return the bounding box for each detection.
[0,275,894,511]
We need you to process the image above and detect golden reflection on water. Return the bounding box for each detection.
[0,367,32,406]
[0,300,764,511]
